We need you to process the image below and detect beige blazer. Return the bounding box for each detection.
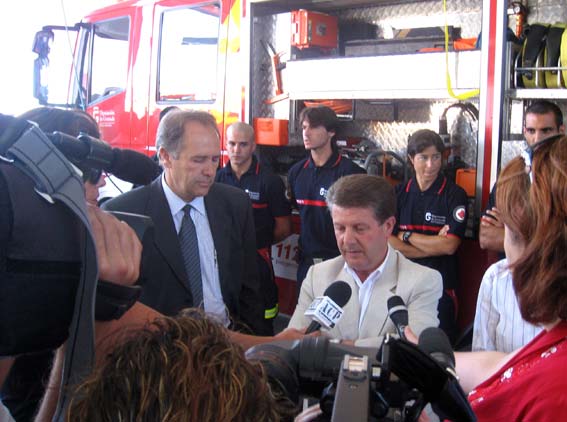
[289,246,442,347]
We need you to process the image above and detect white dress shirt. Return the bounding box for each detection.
[161,175,229,326]
[344,248,391,331]
[472,259,542,353]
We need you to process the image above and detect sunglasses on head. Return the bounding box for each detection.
[520,134,563,183]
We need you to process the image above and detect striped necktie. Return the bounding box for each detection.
[179,204,203,307]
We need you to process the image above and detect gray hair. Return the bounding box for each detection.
[326,174,396,224]
[156,110,219,158]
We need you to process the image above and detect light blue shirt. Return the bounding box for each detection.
[161,175,229,326]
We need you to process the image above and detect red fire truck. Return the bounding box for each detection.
[32,0,567,331]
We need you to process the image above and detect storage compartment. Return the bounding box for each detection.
[254,118,289,146]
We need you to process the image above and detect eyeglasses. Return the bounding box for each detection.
[520,134,563,183]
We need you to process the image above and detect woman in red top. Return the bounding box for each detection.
[457,134,567,421]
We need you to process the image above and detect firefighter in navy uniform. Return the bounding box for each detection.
[287,106,366,288]
[389,129,467,343]
[216,122,291,332]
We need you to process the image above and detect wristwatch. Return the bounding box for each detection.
[402,231,412,244]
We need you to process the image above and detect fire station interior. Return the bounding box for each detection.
[248,0,567,337]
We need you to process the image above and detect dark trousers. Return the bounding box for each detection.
[438,290,458,344]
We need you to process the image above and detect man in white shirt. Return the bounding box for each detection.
[103,110,270,334]
[288,174,442,347]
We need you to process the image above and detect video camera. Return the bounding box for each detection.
[0,114,152,357]
[246,330,476,422]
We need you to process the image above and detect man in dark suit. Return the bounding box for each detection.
[103,110,269,335]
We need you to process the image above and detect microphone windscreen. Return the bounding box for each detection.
[109,148,161,185]
[387,295,407,314]
[323,281,351,307]
[418,327,455,368]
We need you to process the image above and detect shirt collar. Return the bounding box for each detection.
[161,173,206,217]
[226,155,259,177]
[407,174,447,195]
[344,245,391,287]
[306,149,341,169]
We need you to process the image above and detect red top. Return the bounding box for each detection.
[469,321,567,421]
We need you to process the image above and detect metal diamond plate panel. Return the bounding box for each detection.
[338,0,482,39]
[349,99,479,169]
[251,14,279,119]
[528,0,567,23]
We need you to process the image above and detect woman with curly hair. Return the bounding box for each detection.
[68,309,295,422]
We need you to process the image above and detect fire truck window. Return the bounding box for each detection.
[88,16,129,104]
[158,5,220,103]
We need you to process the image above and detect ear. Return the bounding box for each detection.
[408,154,415,167]
[328,130,336,141]
[382,216,396,236]
[159,148,173,169]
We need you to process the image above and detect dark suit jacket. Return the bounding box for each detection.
[102,179,268,334]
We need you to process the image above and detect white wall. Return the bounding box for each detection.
[0,1,114,115]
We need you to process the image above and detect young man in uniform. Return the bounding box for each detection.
[479,100,564,253]
[287,106,366,287]
[216,122,292,331]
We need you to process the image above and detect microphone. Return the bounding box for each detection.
[418,327,476,422]
[48,131,161,185]
[304,281,352,334]
[108,148,162,185]
[387,295,408,340]
[418,327,456,377]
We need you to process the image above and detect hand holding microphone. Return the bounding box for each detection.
[304,281,352,334]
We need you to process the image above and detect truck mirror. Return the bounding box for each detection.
[32,30,54,58]
[32,30,54,104]
[33,57,49,104]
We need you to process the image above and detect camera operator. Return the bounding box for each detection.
[33,205,143,421]
[0,107,109,422]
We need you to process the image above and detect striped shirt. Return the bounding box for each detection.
[472,259,542,353]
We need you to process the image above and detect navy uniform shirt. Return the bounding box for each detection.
[216,156,291,249]
[287,150,366,259]
[394,174,468,289]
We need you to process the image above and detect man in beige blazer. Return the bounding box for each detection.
[289,174,442,347]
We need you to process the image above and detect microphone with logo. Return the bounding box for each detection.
[304,281,352,335]
[387,295,408,340]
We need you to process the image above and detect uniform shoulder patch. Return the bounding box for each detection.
[453,206,466,223]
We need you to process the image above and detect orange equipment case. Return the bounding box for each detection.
[291,10,338,50]
[254,118,289,146]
